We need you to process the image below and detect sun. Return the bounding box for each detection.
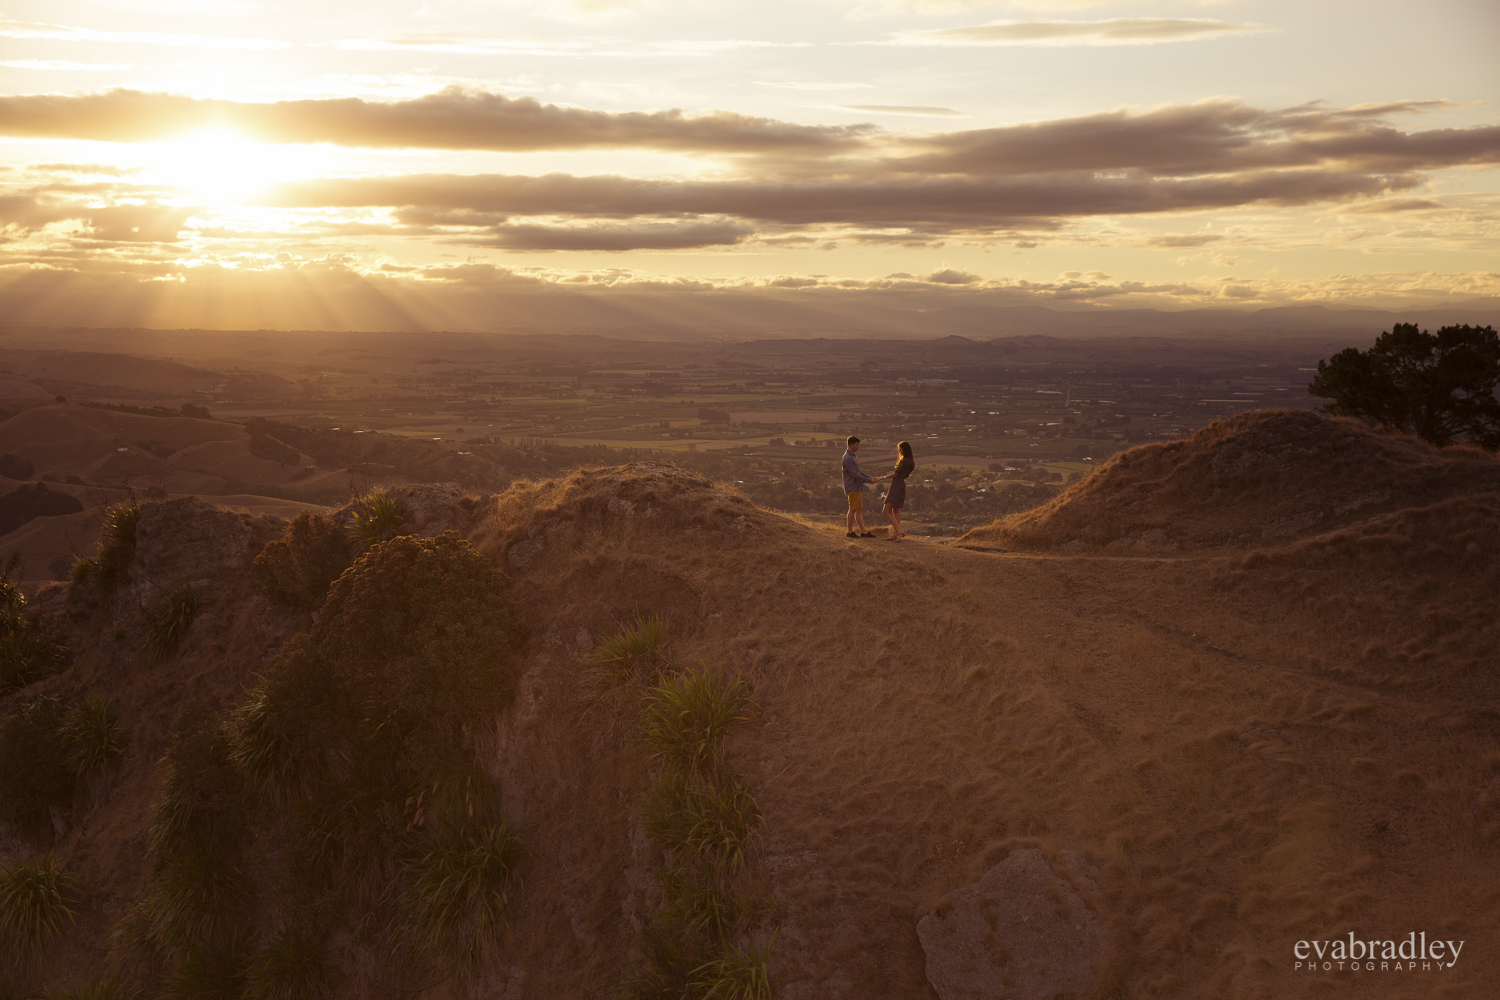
[142,129,333,204]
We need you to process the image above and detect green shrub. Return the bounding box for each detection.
[252,512,353,609]
[0,697,76,835]
[93,503,140,595]
[36,974,142,1000]
[592,613,668,683]
[143,587,199,662]
[138,718,251,972]
[227,534,525,973]
[158,935,248,1000]
[640,669,752,777]
[63,697,127,777]
[691,935,774,1000]
[243,927,334,1000]
[69,557,95,588]
[645,773,762,876]
[0,577,66,693]
[346,489,410,549]
[406,820,526,967]
[0,855,80,958]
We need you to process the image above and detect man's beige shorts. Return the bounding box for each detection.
[847,490,863,512]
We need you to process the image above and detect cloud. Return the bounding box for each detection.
[754,81,877,91]
[0,88,874,155]
[889,18,1268,46]
[469,217,755,251]
[898,99,1500,176]
[0,18,290,49]
[326,33,810,58]
[841,105,966,117]
[267,166,1422,234]
[1144,233,1223,248]
[1340,197,1445,214]
[926,268,981,284]
[0,59,137,71]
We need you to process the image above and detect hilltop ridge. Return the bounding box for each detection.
[961,409,1500,553]
[3,413,1499,998]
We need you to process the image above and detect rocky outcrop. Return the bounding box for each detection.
[916,849,1104,1000]
[126,497,280,605]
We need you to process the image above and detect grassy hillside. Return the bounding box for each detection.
[960,409,1500,553]
[2,414,1497,998]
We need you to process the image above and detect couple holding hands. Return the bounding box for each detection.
[841,436,916,541]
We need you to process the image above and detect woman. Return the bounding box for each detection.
[878,440,915,541]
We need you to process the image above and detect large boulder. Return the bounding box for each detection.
[916,849,1104,1000]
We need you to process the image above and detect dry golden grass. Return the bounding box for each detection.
[457,450,1499,999]
[13,424,1500,998]
[963,409,1500,552]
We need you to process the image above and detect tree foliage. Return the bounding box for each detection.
[1309,323,1500,449]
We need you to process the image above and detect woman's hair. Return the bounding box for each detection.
[897,440,913,460]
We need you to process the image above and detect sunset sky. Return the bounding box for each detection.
[0,0,1497,331]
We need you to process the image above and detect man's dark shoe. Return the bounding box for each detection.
[846,531,859,537]
[860,532,876,537]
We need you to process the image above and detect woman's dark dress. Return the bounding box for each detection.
[886,455,915,508]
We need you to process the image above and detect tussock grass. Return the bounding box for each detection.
[0,576,66,693]
[0,855,80,958]
[346,489,410,549]
[641,668,752,777]
[691,935,775,1000]
[157,935,248,1000]
[92,502,140,595]
[620,624,775,999]
[134,717,252,990]
[406,821,527,967]
[592,612,668,684]
[243,927,334,1000]
[143,587,199,662]
[0,697,76,835]
[645,773,762,875]
[64,697,126,776]
[35,975,141,1000]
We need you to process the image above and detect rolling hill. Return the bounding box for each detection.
[2,411,1497,998]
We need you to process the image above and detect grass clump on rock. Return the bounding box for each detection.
[0,575,66,693]
[242,926,335,1000]
[0,697,76,837]
[346,488,410,549]
[62,697,127,777]
[592,612,669,684]
[143,587,199,663]
[0,855,80,961]
[222,532,524,984]
[599,620,774,1000]
[92,503,140,596]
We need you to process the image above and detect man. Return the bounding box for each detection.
[842,436,878,538]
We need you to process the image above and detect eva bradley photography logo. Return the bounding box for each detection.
[1294,932,1465,972]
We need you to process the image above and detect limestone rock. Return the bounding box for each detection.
[134,497,265,588]
[916,849,1103,1000]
